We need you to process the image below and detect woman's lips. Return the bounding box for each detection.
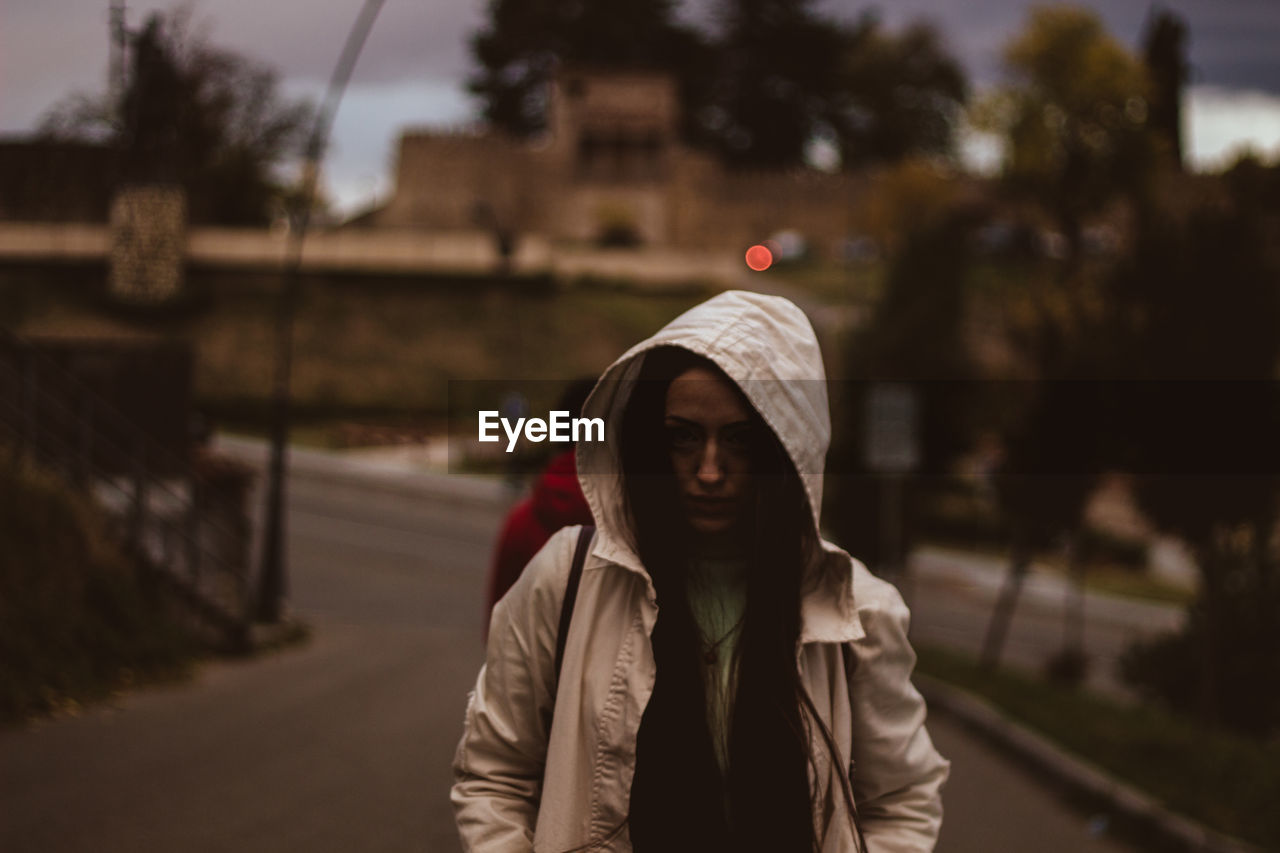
[686,496,737,516]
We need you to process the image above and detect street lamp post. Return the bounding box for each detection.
[255,0,386,623]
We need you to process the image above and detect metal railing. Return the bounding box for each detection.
[0,333,252,648]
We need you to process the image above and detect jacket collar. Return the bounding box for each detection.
[585,535,866,645]
[799,542,865,644]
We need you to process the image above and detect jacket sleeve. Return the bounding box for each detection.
[847,578,950,852]
[452,527,578,852]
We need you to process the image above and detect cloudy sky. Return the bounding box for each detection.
[2,0,1278,215]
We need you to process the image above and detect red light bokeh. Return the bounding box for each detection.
[745,244,773,271]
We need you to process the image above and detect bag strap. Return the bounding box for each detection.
[554,524,594,685]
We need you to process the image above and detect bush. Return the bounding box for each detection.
[1121,540,1280,737]
[1044,647,1089,686]
[912,476,1007,551]
[918,644,1280,848]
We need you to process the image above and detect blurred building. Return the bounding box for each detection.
[359,69,869,255]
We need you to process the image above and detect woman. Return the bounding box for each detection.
[453,291,949,851]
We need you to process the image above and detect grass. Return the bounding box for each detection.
[0,455,199,726]
[1069,561,1194,606]
[4,269,708,430]
[765,256,887,305]
[916,644,1280,849]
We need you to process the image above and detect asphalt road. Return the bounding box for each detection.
[905,547,1184,699]
[928,712,1132,853]
[1,462,494,853]
[0,446,1139,851]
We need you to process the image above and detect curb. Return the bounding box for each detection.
[212,435,511,509]
[917,674,1263,853]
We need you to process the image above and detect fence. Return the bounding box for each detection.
[0,332,254,649]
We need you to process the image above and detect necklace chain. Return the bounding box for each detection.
[700,618,743,665]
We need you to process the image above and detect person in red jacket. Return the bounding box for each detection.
[484,379,596,635]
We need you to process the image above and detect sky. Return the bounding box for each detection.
[2,0,1279,215]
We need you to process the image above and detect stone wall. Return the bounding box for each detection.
[554,184,670,245]
[376,130,868,255]
[376,121,869,256]
[375,131,552,234]
[658,149,869,254]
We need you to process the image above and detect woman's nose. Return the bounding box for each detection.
[696,440,725,485]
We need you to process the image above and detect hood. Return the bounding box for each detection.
[577,290,860,641]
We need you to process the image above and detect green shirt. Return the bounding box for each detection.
[686,557,748,781]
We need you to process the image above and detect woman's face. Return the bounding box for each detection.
[663,366,756,536]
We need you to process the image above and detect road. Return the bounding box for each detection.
[0,443,1139,851]
[905,546,1184,698]
[1,457,493,853]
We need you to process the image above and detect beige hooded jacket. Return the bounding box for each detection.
[453,291,949,852]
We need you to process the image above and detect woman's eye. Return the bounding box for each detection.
[722,426,755,451]
[665,425,701,449]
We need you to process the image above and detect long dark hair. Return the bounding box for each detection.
[616,346,853,852]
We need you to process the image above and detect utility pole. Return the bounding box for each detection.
[256,0,387,622]
[108,1,129,105]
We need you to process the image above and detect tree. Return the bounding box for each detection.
[977,252,1128,677]
[1114,175,1280,736]
[707,0,846,168]
[709,3,968,169]
[1141,9,1190,169]
[825,16,968,167]
[962,9,1161,674]
[468,0,713,140]
[976,6,1152,267]
[826,205,980,573]
[981,386,1109,677]
[468,0,968,170]
[40,9,311,226]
